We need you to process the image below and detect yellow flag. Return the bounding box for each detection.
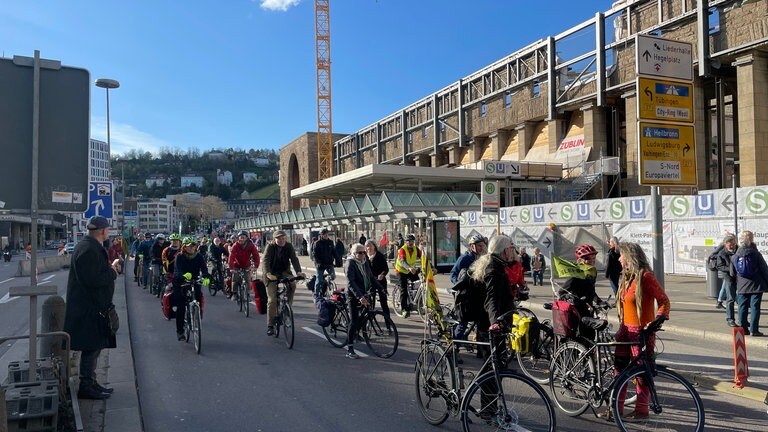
[422,254,446,334]
[551,255,597,279]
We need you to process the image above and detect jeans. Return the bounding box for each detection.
[79,349,101,388]
[532,270,544,286]
[737,292,763,333]
[608,278,619,295]
[315,264,336,296]
[721,277,737,323]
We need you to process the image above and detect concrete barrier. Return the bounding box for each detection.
[15,255,70,277]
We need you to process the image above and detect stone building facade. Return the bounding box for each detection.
[279,0,768,210]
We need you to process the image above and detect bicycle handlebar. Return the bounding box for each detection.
[276,276,305,284]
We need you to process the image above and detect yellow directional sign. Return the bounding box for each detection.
[638,121,697,186]
[638,77,694,123]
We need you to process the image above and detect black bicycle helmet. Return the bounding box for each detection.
[468,234,486,245]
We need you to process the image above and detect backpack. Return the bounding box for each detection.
[706,250,719,272]
[734,254,756,279]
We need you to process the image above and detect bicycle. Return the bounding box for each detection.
[208,260,225,296]
[392,271,426,320]
[232,268,251,317]
[548,316,704,431]
[135,254,144,287]
[322,289,399,358]
[415,310,556,431]
[272,275,304,349]
[180,277,203,355]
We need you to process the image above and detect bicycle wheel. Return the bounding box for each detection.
[322,305,349,348]
[208,271,217,296]
[237,281,244,313]
[363,311,399,358]
[612,365,704,432]
[184,306,191,342]
[516,320,554,384]
[414,342,455,425]
[155,277,163,298]
[391,286,404,315]
[461,369,556,431]
[281,303,295,349]
[548,341,594,416]
[191,303,202,354]
[415,289,427,322]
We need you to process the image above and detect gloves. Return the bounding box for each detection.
[297,272,306,279]
[646,314,667,333]
[202,278,211,287]
[183,272,193,281]
[266,273,277,281]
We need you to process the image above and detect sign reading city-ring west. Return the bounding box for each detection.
[638,122,697,186]
[638,77,694,123]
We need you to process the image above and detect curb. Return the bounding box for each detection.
[682,371,768,405]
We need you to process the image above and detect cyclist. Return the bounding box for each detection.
[312,228,338,296]
[228,230,260,301]
[137,233,154,287]
[162,233,182,288]
[172,236,211,341]
[557,243,608,341]
[344,243,377,359]
[208,237,229,290]
[149,234,167,290]
[449,234,487,339]
[263,230,305,336]
[198,237,210,260]
[394,233,421,318]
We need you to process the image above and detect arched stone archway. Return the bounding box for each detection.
[288,153,301,210]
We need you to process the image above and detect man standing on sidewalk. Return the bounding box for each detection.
[64,216,120,400]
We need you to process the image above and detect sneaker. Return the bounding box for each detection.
[623,411,649,421]
[77,385,110,400]
[93,382,114,394]
[400,310,410,319]
[346,350,360,359]
[267,326,275,336]
[751,331,765,337]
[597,409,614,421]
[716,301,725,309]
[727,320,738,327]
[177,332,185,341]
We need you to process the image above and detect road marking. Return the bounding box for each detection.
[301,326,369,357]
[0,278,14,285]
[662,358,768,375]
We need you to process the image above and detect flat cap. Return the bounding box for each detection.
[273,230,286,238]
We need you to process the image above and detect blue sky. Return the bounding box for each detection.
[1,0,614,156]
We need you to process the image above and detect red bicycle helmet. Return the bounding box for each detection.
[574,244,598,259]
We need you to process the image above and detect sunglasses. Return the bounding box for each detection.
[355,251,366,255]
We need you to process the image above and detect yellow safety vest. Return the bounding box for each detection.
[395,246,419,274]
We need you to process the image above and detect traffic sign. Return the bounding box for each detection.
[636,35,693,81]
[84,182,113,219]
[481,181,499,214]
[483,160,521,178]
[637,77,694,123]
[638,122,697,186]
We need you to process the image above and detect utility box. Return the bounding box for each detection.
[4,380,59,432]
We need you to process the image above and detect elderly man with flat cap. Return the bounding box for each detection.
[262,231,305,336]
[64,216,121,400]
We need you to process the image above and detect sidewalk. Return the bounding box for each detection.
[87,256,768,431]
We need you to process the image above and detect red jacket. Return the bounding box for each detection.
[228,240,260,270]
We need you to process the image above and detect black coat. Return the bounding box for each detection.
[64,235,117,351]
[367,250,389,288]
[345,257,382,299]
[313,238,337,266]
[605,247,622,285]
[730,245,768,295]
[482,254,514,330]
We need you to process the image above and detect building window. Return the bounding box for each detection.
[532,80,540,98]
[505,91,512,107]
[481,102,487,118]
[407,132,413,145]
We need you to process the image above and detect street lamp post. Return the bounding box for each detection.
[95,78,120,235]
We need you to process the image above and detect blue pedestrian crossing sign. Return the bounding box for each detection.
[84,182,113,219]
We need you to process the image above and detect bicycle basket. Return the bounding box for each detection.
[551,299,580,337]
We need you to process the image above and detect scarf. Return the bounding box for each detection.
[354,259,371,291]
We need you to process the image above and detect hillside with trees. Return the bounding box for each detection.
[112,148,280,201]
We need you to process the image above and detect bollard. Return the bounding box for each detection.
[732,326,749,388]
[39,295,66,359]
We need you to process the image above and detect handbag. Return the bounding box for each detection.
[100,304,120,336]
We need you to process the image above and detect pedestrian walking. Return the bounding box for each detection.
[605,236,622,295]
[730,230,768,336]
[63,216,120,400]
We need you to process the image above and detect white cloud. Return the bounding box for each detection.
[259,0,302,12]
[92,117,167,157]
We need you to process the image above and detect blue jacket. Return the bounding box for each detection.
[450,252,478,284]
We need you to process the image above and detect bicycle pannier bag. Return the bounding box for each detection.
[315,297,335,327]
[551,299,579,337]
[252,279,268,315]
